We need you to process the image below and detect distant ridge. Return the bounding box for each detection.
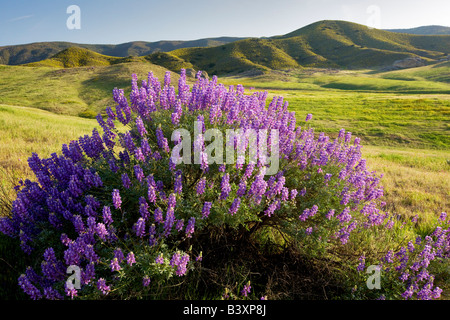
[385,25,450,35]
[0,37,245,65]
[2,20,450,75]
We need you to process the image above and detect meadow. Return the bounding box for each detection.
[0,61,448,299]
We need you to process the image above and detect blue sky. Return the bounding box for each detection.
[1,0,449,46]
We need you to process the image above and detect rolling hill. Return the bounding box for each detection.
[161,20,450,74]
[25,47,123,68]
[0,37,244,65]
[2,20,450,76]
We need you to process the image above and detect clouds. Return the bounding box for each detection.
[8,14,34,22]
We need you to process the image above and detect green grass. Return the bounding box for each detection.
[0,104,98,176]
[363,146,449,221]
[220,67,450,150]
[0,62,181,116]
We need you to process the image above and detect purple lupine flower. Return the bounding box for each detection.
[114,248,124,262]
[200,151,209,172]
[174,170,183,194]
[219,173,231,200]
[134,165,144,183]
[84,205,96,218]
[176,219,184,232]
[170,252,190,276]
[102,206,113,225]
[43,287,63,300]
[201,201,212,219]
[126,252,136,266]
[305,114,313,122]
[242,162,255,181]
[135,116,147,137]
[65,285,78,299]
[241,281,251,297]
[168,193,177,209]
[196,178,206,195]
[134,217,146,238]
[236,181,247,197]
[163,207,175,237]
[135,147,145,162]
[439,212,447,222]
[148,224,157,246]
[96,223,108,240]
[121,173,131,189]
[345,132,352,143]
[281,187,289,201]
[171,100,183,125]
[401,285,414,300]
[357,255,365,272]
[154,207,163,224]
[229,198,241,215]
[110,257,121,272]
[290,189,298,200]
[97,278,111,295]
[305,227,313,235]
[0,216,14,237]
[384,250,394,264]
[137,197,149,220]
[156,127,170,153]
[399,271,409,282]
[432,287,443,299]
[185,217,195,238]
[84,244,99,263]
[112,189,121,210]
[143,275,151,287]
[81,262,95,285]
[122,131,135,152]
[148,184,157,204]
[299,187,306,197]
[264,199,279,217]
[299,205,318,221]
[73,215,85,234]
[337,207,352,223]
[155,253,164,264]
[141,138,152,157]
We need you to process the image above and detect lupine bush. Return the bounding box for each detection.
[1,69,448,300]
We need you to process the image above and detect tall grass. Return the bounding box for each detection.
[0,104,98,180]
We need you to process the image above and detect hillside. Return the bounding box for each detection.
[0,61,181,116]
[25,47,123,68]
[0,37,244,65]
[386,25,450,35]
[161,20,450,75]
[2,20,450,75]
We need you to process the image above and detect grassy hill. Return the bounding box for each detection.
[0,61,181,116]
[162,20,450,75]
[0,37,244,65]
[3,21,449,76]
[25,47,123,68]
